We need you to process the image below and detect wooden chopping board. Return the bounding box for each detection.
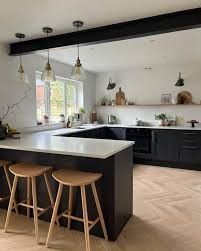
[116,87,125,105]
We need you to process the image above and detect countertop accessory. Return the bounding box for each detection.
[15,33,29,84]
[175,72,184,87]
[187,120,199,128]
[155,113,167,126]
[71,21,86,81]
[116,87,125,106]
[107,77,116,90]
[10,132,21,139]
[41,27,56,82]
[108,115,116,124]
[177,91,192,104]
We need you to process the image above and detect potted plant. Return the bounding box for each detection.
[155,113,168,126]
[43,115,49,124]
[59,114,65,122]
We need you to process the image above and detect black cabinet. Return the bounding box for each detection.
[172,131,201,164]
[152,130,171,161]
[105,127,126,140]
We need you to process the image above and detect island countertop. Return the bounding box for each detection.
[0,128,134,159]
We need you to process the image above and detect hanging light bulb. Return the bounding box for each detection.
[71,21,86,81]
[41,27,56,82]
[15,33,29,84]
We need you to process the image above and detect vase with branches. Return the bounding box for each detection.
[0,87,31,126]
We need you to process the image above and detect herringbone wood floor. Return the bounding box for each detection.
[1,165,201,251]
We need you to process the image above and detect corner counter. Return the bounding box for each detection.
[0,129,134,241]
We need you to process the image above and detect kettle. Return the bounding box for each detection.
[108,115,116,124]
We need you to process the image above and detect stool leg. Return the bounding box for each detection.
[46,183,63,248]
[31,177,39,244]
[81,185,90,251]
[27,177,31,218]
[43,173,60,226]
[91,182,108,241]
[3,165,19,215]
[67,186,73,230]
[4,175,18,233]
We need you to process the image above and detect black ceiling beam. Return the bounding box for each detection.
[10,7,201,55]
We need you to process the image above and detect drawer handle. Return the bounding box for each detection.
[184,133,198,135]
[184,140,198,143]
[182,146,200,149]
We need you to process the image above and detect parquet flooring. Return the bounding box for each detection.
[0,165,201,251]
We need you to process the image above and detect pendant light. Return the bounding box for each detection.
[175,72,184,87]
[41,27,56,82]
[71,21,86,81]
[15,33,29,84]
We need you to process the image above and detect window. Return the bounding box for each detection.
[36,72,82,122]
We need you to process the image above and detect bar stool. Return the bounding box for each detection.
[4,163,59,244]
[46,169,108,251]
[0,160,18,213]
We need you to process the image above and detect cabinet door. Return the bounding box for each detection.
[106,127,126,140]
[152,130,171,161]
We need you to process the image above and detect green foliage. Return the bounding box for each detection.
[155,113,167,120]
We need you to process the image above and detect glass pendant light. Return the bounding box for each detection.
[71,21,86,81]
[15,33,29,84]
[41,27,56,82]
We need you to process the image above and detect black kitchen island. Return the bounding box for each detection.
[0,130,134,241]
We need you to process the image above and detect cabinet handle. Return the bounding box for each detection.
[184,140,198,143]
[184,133,197,135]
[182,146,200,150]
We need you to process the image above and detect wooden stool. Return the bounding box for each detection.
[46,169,108,251]
[4,163,59,244]
[0,160,18,213]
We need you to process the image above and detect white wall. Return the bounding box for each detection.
[95,64,201,124]
[0,44,96,128]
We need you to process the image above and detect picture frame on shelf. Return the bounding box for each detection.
[161,94,171,104]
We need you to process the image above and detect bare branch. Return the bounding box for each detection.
[0,86,32,121]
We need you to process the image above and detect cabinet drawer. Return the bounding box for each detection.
[181,131,201,142]
[179,146,201,164]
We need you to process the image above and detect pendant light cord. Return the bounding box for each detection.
[19,37,22,66]
[77,26,79,59]
[47,31,50,64]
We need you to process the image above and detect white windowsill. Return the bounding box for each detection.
[19,122,65,133]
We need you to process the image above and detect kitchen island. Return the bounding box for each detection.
[0,129,134,241]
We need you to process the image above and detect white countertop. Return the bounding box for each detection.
[100,124,201,130]
[0,123,199,159]
[0,128,134,159]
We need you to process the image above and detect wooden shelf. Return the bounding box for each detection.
[96,104,201,108]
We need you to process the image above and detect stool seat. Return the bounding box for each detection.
[9,163,52,177]
[53,169,102,186]
[0,160,11,167]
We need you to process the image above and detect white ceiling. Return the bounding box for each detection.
[1,0,201,43]
[37,28,201,73]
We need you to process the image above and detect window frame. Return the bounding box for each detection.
[36,71,82,122]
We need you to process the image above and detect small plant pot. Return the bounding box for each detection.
[158,119,166,126]
[43,118,49,124]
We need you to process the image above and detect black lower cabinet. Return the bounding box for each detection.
[61,127,201,170]
[152,130,171,162]
[172,131,201,165]
[104,127,126,140]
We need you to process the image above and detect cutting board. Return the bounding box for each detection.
[116,87,125,105]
